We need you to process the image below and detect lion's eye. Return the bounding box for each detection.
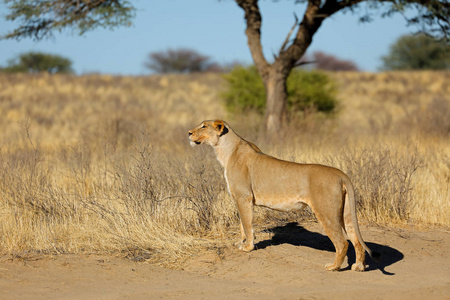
[201,125,206,129]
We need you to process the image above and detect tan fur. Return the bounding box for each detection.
[189,120,378,271]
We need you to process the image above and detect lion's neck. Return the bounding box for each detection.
[213,131,241,168]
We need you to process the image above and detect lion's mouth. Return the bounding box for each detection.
[189,140,202,147]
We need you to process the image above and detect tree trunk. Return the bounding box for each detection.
[263,69,288,136]
[237,0,332,136]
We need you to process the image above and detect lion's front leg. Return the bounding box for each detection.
[235,196,254,252]
[234,220,247,248]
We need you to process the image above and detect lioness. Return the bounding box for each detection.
[189,120,380,271]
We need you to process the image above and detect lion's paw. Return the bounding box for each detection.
[235,242,254,252]
[241,244,254,252]
[351,262,366,272]
[325,263,341,271]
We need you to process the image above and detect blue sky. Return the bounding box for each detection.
[0,0,416,74]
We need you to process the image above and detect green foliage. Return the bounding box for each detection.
[222,66,337,115]
[1,52,73,73]
[222,66,266,114]
[287,70,337,114]
[2,0,135,40]
[349,1,449,40]
[381,34,450,70]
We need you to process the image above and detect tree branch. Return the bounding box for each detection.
[2,0,135,40]
[275,0,367,72]
[275,0,323,71]
[235,0,270,77]
[279,13,299,54]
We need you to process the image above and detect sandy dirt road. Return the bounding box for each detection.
[0,222,449,299]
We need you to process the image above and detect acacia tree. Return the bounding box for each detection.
[144,48,219,74]
[381,34,450,70]
[235,0,449,134]
[1,0,135,40]
[1,51,73,73]
[311,51,359,71]
[2,0,449,134]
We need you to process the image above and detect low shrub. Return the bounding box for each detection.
[222,66,337,116]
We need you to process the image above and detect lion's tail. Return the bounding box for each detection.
[344,180,382,263]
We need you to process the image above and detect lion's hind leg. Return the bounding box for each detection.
[313,208,348,271]
[348,232,366,271]
[323,227,349,271]
[344,211,366,271]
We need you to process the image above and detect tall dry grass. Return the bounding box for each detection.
[0,71,448,264]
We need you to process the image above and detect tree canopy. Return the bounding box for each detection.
[381,34,450,70]
[310,51,359,71]
[1,52,73,73]
[144,48,221,74]
[1,0,135,40]
[2,1,449,41]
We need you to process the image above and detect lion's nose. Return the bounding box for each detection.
[188,131,193,136]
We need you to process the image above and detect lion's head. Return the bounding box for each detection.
[188,120,229,147]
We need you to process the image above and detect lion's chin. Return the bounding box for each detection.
[190,141,201,147]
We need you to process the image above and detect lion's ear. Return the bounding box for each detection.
[214,120,229,137]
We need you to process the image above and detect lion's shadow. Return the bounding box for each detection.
[255,222,403,275]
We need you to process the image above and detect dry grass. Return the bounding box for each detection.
[0,71,448,264]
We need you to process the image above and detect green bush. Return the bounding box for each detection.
[381,34,450,70]
[1,52,73,74]
[287,70,337,114]
[222,66,337,116]
[222,66,266,114]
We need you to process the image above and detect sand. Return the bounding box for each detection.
[1,222,449,299]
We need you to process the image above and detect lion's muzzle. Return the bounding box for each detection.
[188,130,201,146]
